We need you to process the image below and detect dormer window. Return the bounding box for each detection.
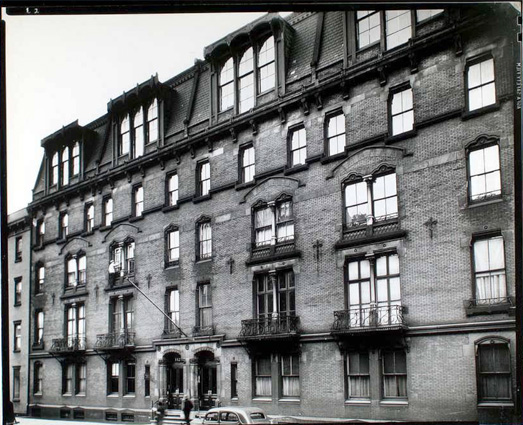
[51,153,59,186]
[219,58,234,112]
[119,98,159,159]
[258,36,275,93]
[239,48,255,113]
[61,147,69,185]
[72,142,80,176]
[49,142,81,188]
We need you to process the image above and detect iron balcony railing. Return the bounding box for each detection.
[332,305,406,333]
[95,331,135,349]
[50,336,86,353]
[343,216,400,241]
[464,296,515,316]
[465,296,514,307]
[239,315,300,339]
[251,238,296,260]
[192,325,214,337]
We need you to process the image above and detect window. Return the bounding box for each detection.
[72,142,80,176]
[66,304,86,349]
[346,253,402,328]
[254,356,272,397]
[468,144,501,201]
[289,127,307,167]
[239,47,255,113]
[231,363,238,398]
[133,108,144,158]
[108,362,119,394]
[166,227,180,267]
[110,240,135,277]
[120,114,131,156]
[125,362,136,395]
[144,365,151,397]
[258,36,275,93]
[15,236,22,262]
[122,414,134,422]
[13,367,21,401]
[51,152,59,185]
[390,87,414,136]
[255,270,295,322]
[103,196,113,227]
[35,219,45,246]
[59,212,69,239]
[219,58,234,112]
[166,288,180,333]
[66,253,87,288]
[281,354,300,398]
[344,172,398,227]
[110,297,134,334]
[35,311,44,346]
[416,9,443,22]
[326,112,346,156]
[357,11,381,49]
[467,58,496,111]
[61,146,70,185]
[240,145,255,183]
[198,220,212,260]
[385,10,412,50]
[106,412,118,421]
[85,203,94,232]
[36,264,45,294]
[347,352,370,399]
[14,278,22,306]
[167,173,179,206]
[382,350,407,399]
[132,185,144,217]
[473,236,506,304]
[34,362,43,394]
[197,283,212,331]
[197,161,211,197]
[477,340,512,402]
[254,198,295,247]
[13,322,21,352]
[63,364,73,395]
[76,363,87,395]
[146,99,159,143]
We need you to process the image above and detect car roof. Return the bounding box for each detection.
[206,407,266,415]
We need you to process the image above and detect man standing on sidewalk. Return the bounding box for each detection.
[182,395,193,424]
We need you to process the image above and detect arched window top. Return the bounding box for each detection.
[148,98,158,120]
[258,36,275,67]
[52,152,59,166]
[134,107,143,127]
[165,223,179,233]
[121,114,130,133]
[220,58,234,85]
[239,47,254,76]
[196,215,212,225]
[61,146,69,161]
[475,335,511,347]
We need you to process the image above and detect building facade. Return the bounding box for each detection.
[8,208,32,415]
[27,6,519,423]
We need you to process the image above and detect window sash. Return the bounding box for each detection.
[104,198,113,226]
[416,9,443,22]
[199,162,211,196]
[199,222,212,258]
[385,10,412,50]
[357,10,381,49]
[72,142,80,176]
[168,230,180,261]
[327,114,346,156]
[61,147,70,185]
[290,128,307,166]
[391,89,414,136]
[120,115,130,155]
[242,146,256,182]
[147,99,159,143]
[125,363,136,394]
[168,174,179,205]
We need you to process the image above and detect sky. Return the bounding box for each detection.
[3,10,292,215]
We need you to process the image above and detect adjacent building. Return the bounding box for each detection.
[26,6,519,423]
[8,208,32,415]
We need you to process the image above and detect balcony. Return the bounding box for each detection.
[464,296,515,316]
[332,305,407,335]
[336,217,406,249]
[247,238,301,265]
[192,325,214,337]
[95,331,135,350]
[50,336,86,353]
[238,315,300,341]
[162,327,183,339]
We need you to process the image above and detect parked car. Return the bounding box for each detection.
[202,407,271,424]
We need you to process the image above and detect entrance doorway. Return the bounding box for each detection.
[195,351,217,410]
[164,352,184,409]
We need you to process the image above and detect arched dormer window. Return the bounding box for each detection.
[133,107,144,158]
[72,142,80,176]
[120,114,131,156]
[258,36,275,93]
[475,337,512,404]
[146,99,159,143]
[51,152,59,186]
[219,58,234,112]
[61,147,69,185]
[239,47,255,113]
[165,225,180,268]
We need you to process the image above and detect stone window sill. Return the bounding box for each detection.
[478,402,514,408]
[284,163,309,176]
[252,397,272,402]
[345,399,371,405]
[129,216,144,223]
[462,103,500,120]
[467,196,503,209]
[379,400,408,406]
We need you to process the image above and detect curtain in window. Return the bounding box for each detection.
[256,377,272,396]
[474,237,506,302]
[255,207,272,246]
[349,377,370,398]
[383,375,407,397]
[282,376,300,397]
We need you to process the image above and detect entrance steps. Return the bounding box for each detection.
[160,409,204,425]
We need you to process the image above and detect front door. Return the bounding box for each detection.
[196,353,217,410]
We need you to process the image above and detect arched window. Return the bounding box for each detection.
[120,114,130,155]
[51,152,59,186]
[196,217,212,261]
[475,337,512,403]
[35,263,45,294]
[133,108,144,157]
[239,47,254,113]
[258,36,275,93]
[219,58,234,112]
[61,147,69,185]
[165,225,180,267]
[146,98,158,143]
[72,142,80,176]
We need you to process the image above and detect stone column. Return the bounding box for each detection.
[215,358,222,401]
[189,359,198,407]
[158,360,167,399]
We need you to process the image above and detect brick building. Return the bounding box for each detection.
[26,6,519,423]
[8,208,32,415]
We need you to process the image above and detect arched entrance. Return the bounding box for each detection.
[195,350,217,410]
[163,352,184,409]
